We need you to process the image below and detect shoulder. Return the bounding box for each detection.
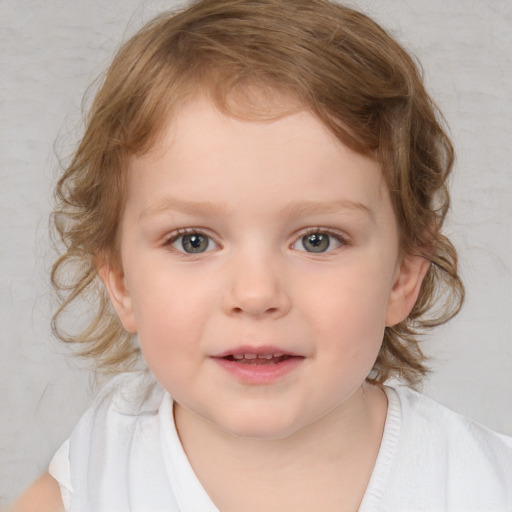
[64,369,165,457]
[48,370,167,509]
[394,385,512,453]
[386,385,512,507]
[62,370,164,444]
[10,473,64,512]
[60,370,164,463]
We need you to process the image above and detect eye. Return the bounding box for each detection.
[169,232,216,254]
[292,230,344,253]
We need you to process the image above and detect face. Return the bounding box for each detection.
[103,97,426,440]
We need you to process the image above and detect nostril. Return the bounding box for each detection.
[224,285,291,318]
[231,306,279,315]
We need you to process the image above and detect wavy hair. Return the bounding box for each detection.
[52,0,464,385]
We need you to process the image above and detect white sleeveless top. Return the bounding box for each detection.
[49,371,512,511]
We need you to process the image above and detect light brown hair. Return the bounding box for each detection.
[52,0,464,385]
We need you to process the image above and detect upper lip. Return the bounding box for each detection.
[211,345,302,358]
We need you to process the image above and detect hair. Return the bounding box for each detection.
[51,0,464,385]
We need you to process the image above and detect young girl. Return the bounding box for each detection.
[13,0,512,510]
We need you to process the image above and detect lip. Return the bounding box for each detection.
[211,345,301,359]
[210,345,304,384]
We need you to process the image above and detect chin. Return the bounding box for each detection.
[213,409,305,441]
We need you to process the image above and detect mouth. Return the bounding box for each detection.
[222,353,294,365]
[211,347,304,383]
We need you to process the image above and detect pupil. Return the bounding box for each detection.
[189,236,201,247]
[304,233,329,252]
[183,234,207,253]
[309,234,322,246]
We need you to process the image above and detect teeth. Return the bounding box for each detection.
[232,353,285,360]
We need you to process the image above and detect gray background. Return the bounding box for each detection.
[1,0,511,504]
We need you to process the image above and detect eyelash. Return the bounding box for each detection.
[162,227,348,254]
[164,228,208,240]
[163,228,219,254]
[291,227,348,253]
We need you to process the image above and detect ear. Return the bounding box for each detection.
[98,261,137,333]
[385,254,429,327]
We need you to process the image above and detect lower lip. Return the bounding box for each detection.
[212,356,303,384]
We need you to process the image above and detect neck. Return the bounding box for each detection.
[174,383,388,512]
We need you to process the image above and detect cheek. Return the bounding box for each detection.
[127,255,217,327]
[127,274,213,366]
[301,264,391,356]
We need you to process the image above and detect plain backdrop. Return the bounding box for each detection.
[1,0,511,504]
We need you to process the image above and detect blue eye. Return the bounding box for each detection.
[170,233,215,253]
[293,231,344,253]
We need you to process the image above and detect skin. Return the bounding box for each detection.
[104,98,428,511]
[9,473,63,512]
[16,97,428,511]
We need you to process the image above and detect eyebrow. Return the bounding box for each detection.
[140,197,232,220]
[281,199,374,220]
[139,197,373,221]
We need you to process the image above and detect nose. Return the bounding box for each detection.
[222,251,291,319]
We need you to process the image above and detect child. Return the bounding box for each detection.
[13,0,512,510]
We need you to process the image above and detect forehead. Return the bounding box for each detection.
[125,97,389,220]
